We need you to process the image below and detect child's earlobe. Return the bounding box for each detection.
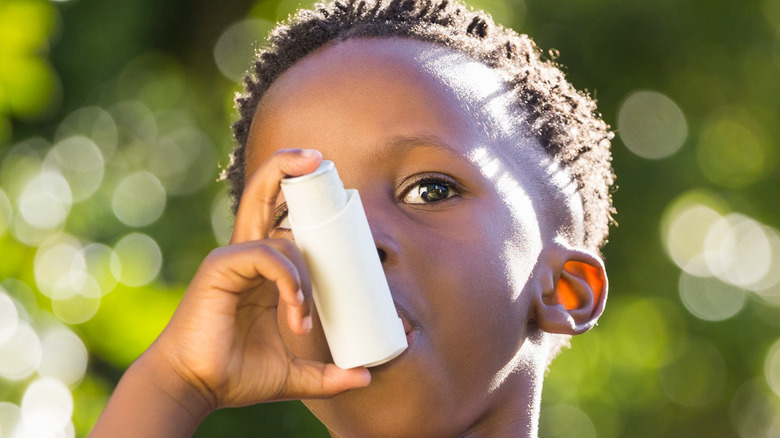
[534,247,608,336]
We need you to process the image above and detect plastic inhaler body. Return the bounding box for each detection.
[280,161,408,369]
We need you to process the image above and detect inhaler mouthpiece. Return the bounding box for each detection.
[281,160,408,369]
[281,161,348,227]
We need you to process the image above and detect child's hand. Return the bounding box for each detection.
[91,149,370,437]
[153,149,371,408]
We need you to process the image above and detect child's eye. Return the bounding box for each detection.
[271,204,291,230]
[400,175,461,205]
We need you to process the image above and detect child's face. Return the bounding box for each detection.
[244,38,577,436]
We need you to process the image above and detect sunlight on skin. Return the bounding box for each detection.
[425,49,592,406]
[419,44,585,405]
[470,145,578,402]
[469,146,541,302]
[415,46,547,302]
[416,45,583,297]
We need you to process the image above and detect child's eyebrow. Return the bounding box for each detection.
[376,134,463,161]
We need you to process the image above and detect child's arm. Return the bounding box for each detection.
[90,149,371,437]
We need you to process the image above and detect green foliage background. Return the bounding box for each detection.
[1,0,779,436]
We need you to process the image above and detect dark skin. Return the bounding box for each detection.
[92,37,607,438]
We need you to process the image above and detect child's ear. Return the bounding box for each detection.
[533,245,608,336]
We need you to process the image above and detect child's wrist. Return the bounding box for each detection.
[136,344,216,420]
[91,345,213,437]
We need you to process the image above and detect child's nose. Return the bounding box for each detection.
[377,247,388,264]
[372,228,397,266]
[363,205,399,267]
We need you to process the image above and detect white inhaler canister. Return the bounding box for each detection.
[280,160,408,369]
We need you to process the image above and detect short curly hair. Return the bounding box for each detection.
[225,0,615,249]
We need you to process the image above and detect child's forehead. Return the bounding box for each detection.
[275,37,503,88]
[254,37,535,158]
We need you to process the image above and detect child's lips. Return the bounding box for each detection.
[400,311,413,335]
[371,309,416,371]
[395,307,417,347]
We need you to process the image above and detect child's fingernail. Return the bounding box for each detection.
[301,149,321,159]
[302,315,312,332]
[295,289,304,304]
[359,368,372,385]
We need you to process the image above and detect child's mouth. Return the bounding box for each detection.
[401,313,413,335]
[396,308,417,347]
[370,309,416,372]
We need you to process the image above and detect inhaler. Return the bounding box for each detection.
[280,161,408,369]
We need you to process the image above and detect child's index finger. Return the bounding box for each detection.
[230,149,323,244]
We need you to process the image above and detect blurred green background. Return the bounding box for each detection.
[1,0,779,436]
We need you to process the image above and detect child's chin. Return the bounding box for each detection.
[306,378,451,438]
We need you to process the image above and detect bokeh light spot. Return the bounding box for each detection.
[214,19,273,82]
[0,138,45,199]
[0,321,42,381]
[55,106,118,160]
[765,338,780,398]
[539,404,597,438]
[112,233,162,287]
[661,337,726,408]
[696,109,772,188]
[44,135,105,202]
[12,211,55,246]
[0,289,19,344]
[21,378,73,437]
[38,328,88,386]
[730,379,780,438]
[749,227,780,295]
[83,243,120,295]
[0,402,23,438]
[211,191,233,246]
[111,171,166,227]
[147,128,217,195]
[678,272,746,321]
[0,188,12,237]
[52,274,101,324]
[0,54,62,119]
[704,214,772,287]
[0,0,57,52]
[18,169,72,230]
[117,55,186,110]
[109,101,157,146]
[617,90,687,159]
[33,234,85,298]
[759,292,780,310]
[1,278,37,322]
[662,196,724,276]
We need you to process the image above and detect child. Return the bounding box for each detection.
[92,0,614,435]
